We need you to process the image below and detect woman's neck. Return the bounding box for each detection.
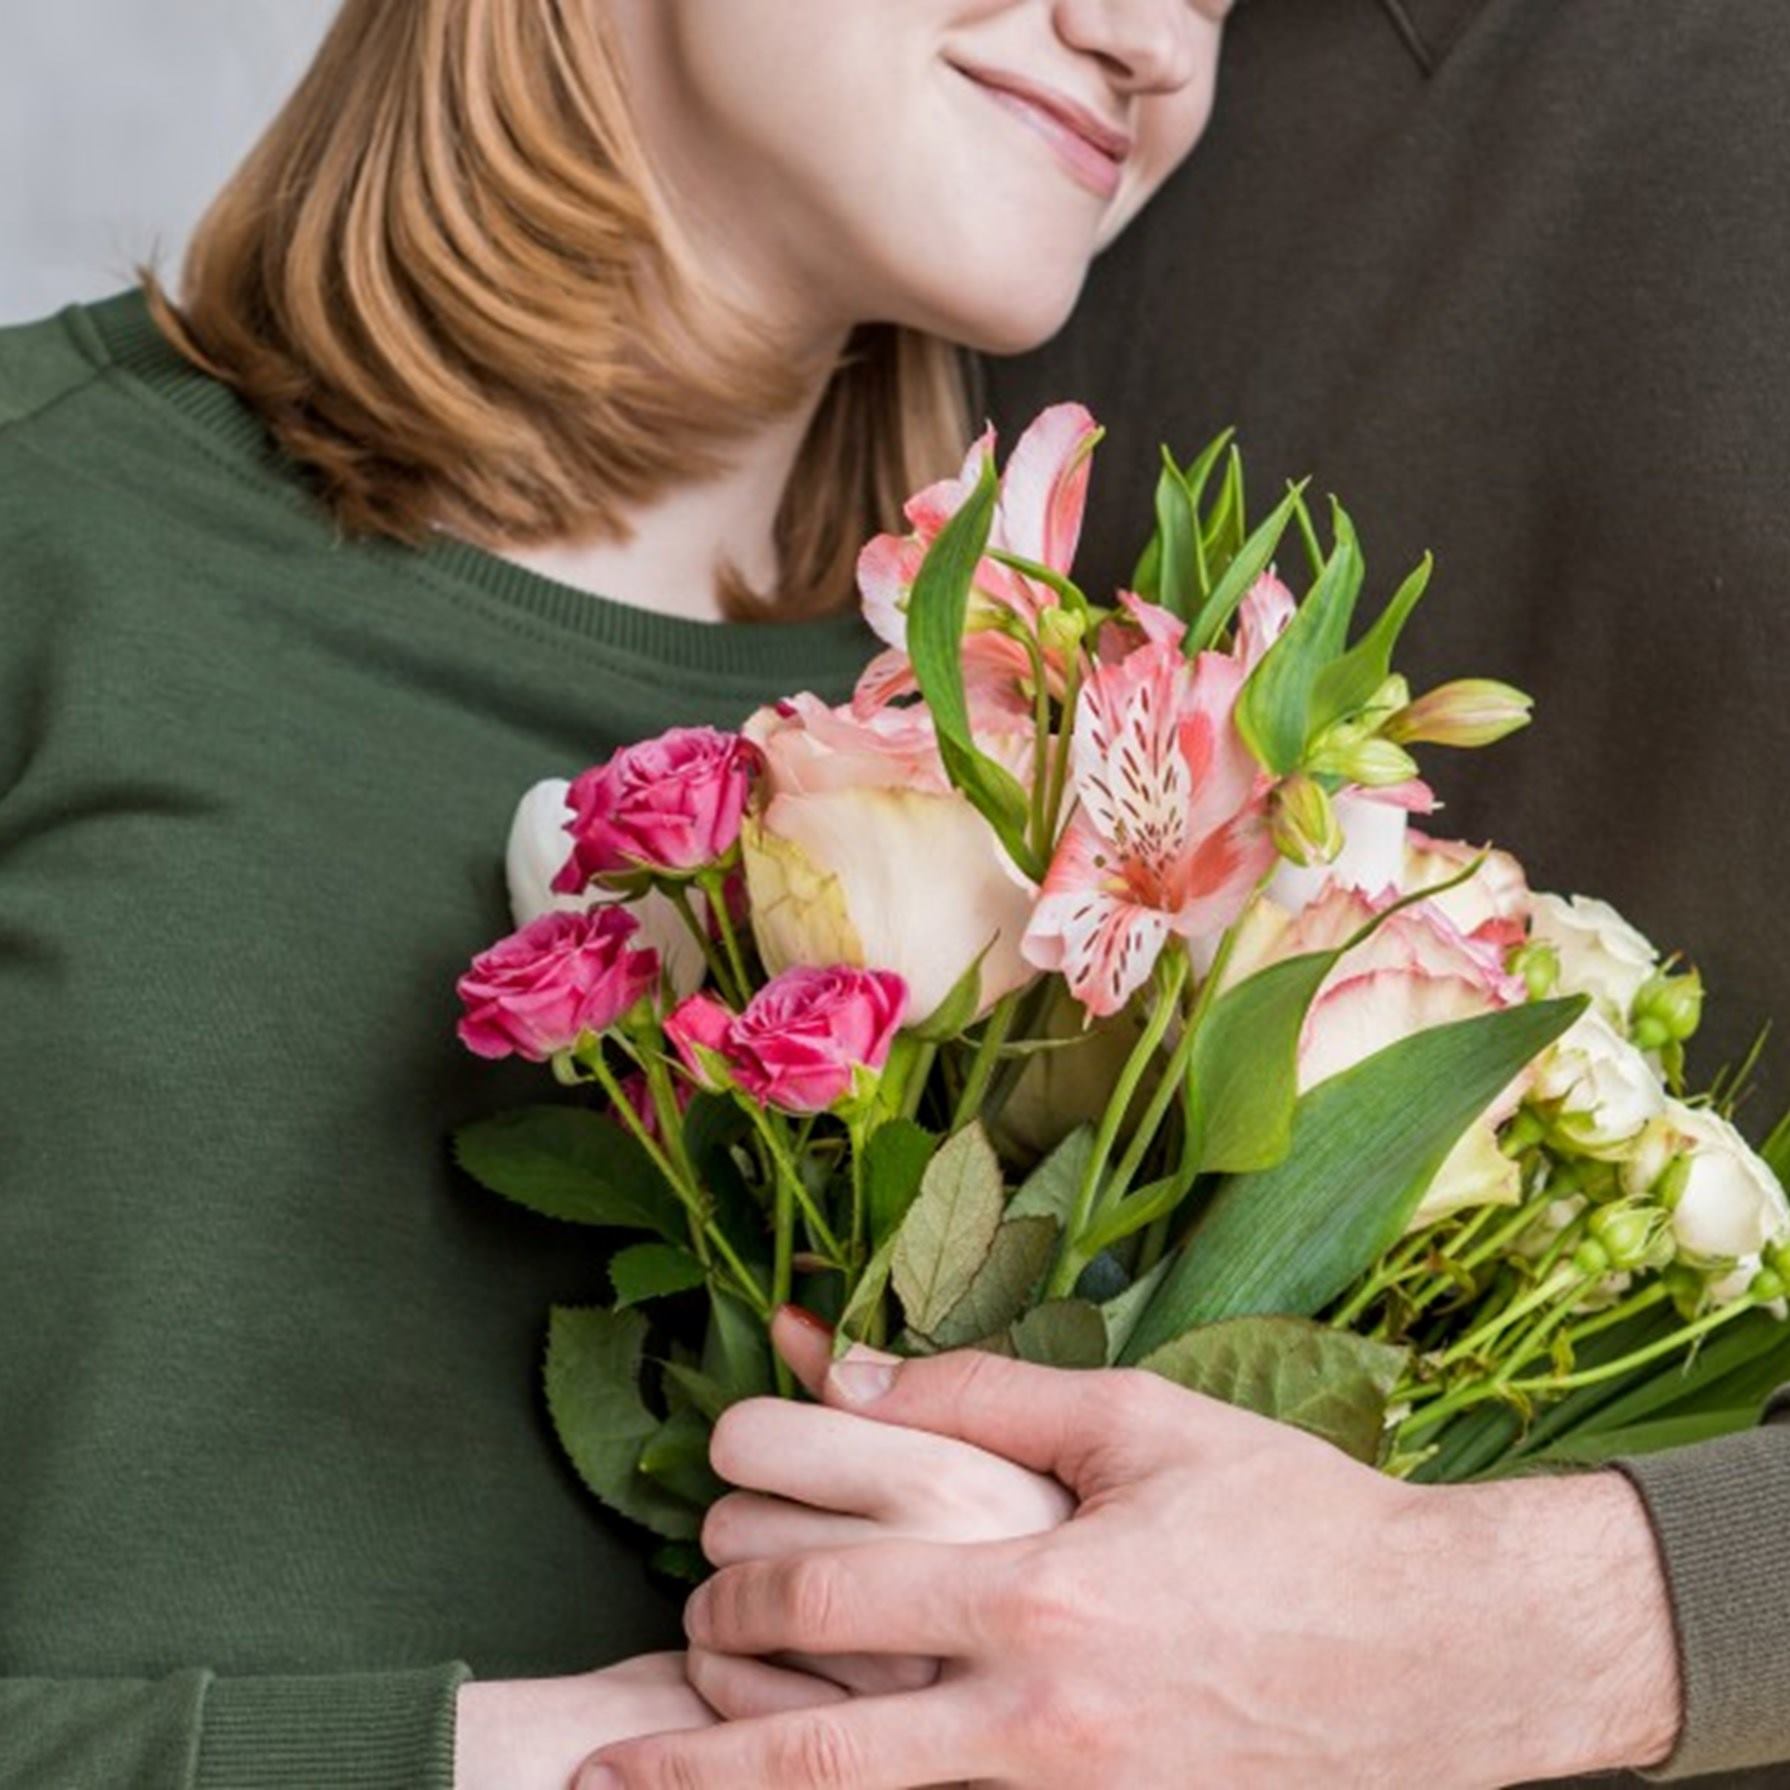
[497,349,840,626]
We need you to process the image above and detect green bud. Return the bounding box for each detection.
[1663,1261,1707,1321]
[1587,1202,1671,1272]
[1305,734,1422,789]
[1358,674,1412,729]
[1506,940,1560,1001]
[1384,679,1535,749]
[1749,1266,1787,1304]
[1572,1238,1613,1277]
[1269,774,1344,868]
[1630,1016,1670,1051]
[1038,604,1088,659]
[1500,1107,1548,1156]
[1632,967,1705,1046]
[1765,1236,1790,1280]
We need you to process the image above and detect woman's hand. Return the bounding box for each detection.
[687,1308,1073,1721]
[454,1652,713,1790]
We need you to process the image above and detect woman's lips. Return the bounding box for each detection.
[952,63,1129,201]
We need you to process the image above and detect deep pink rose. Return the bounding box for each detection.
[456,907,659,1062]
[552,727,752,892]
[664,992,736,1085]
[667,968,908,1115]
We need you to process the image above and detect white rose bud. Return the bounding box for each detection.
[1664,1099,1790,1267]
[1532,1009,1666,1158]
[1527,892,1660,1027]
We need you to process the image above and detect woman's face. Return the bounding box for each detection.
[609,0,1232,354]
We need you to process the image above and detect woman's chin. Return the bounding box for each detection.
[914,278,1089,359]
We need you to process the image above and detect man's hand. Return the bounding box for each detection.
[576,1351,1682,1789]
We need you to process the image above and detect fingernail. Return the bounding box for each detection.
[684,1580,712,1642]
[780,1303,835,1338]
[578,1770,621,1790]
[828,1351,899,1406]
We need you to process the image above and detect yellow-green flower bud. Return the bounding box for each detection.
[1765,1236,1790,1281]
[1572,1237,1613,1277]
[1663,1261,1706,1320]
[1038,604,1088,659]
[1653,1153,1693,1214]
[1631,967,1705,1048]
[1384,679,1535,749]
[1749,1265,1787,1304]
[1588,1202,1673,1272]
[1506,940,1560,1001]
[1269,774,1344,868]
[1305,734,1421,788]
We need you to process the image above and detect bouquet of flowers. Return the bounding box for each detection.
[454,407,1790,1569]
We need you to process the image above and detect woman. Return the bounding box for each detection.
[0,3,1231,1786]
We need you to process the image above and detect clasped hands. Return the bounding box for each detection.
[577,1309,1681,1790]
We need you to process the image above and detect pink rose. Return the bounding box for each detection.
[552,727,752,891]
[1403,831,1531,951]
[666,967,908,1115]
[456,907,659,1063]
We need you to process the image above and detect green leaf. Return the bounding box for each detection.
[544,1305,699,1540]
[1011,1299,1109,1368]
[1190,951,1339,1175]
[610,1243,706,1309]
[454,1106,682,1238]
[836,1231,898,1350]
[1151,450,1204,623]
[1201,445,1248,590]
[660,1362,732,1424]
[638,1406,727,1508]
[702,1288,773,1405]
[906,455,1043,881]
[892,1122,1005,1335]
[927,1216,1059,1349]
[1513,1408,1765,1470]
[1100,1260,1170,1364]
[1122,997,1585,1362]
[1234,501,1365,773]
[1184,482,1306,657]
[1007,1125,1094,1225]
[1138,1316,1408,1465]
[864,1119,939,1248]
[1309,554,1433,737]
[649,1542,709,1585]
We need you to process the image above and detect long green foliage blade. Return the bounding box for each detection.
[1121,997,1585,1362]
[1184,484,1305,657]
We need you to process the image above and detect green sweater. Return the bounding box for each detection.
[0,289,874,1788]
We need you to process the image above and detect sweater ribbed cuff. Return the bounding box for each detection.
[1613,1407,1790,1782]
[195,1663,471,1790]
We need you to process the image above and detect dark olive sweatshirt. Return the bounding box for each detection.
[988,1,1790,1781]
[0,289,874,1788]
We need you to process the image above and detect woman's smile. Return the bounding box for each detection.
[947,57,1132,200]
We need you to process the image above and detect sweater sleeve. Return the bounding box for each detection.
[1613,1389,1790,1781]
[0,1663,470,1790]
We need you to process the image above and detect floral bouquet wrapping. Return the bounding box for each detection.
[454,408,1790,1569]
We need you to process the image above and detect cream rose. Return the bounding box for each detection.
[1528,892,1659,1026]
[1530,1010,1666,1159]
[1663,1099,1790,1267]
[741,696,1038,1024]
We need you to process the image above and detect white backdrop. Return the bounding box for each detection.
[0,3,336,323]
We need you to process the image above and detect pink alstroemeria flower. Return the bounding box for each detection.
[854,403,1100,717]
[1023,582,1285,1017]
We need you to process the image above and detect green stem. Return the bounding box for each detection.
[1041,656,1082,852]
[583,1049,770,1317]
[951,991,1022,1132]
[666,882,742,1006]
[1436,1266,1584,1370]
[1025,632,1053,863]
[897,1040,938,1124]
[771,1170,795,1396]
[745,1103,845,1268]
[1047,952,1190,1298]
[697,868,753,1003]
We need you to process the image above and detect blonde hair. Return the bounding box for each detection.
[146,0,975,620]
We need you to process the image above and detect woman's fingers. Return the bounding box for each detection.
[685,1644,848,1721]
[702,1491,880,1565]
[709,1398,1076,1533]
[777,1650,941,1697]
[579,1684,995,1790]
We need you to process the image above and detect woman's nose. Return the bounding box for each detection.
[1050,0,1204,95]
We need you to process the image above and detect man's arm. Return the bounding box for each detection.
[1614,1390,1790,1782]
